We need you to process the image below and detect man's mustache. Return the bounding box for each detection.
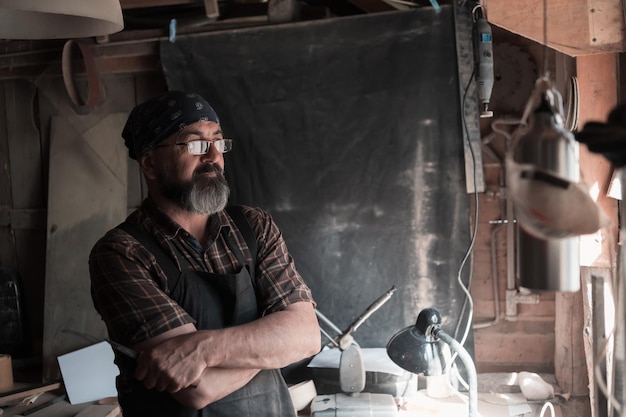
[195,163,224,176]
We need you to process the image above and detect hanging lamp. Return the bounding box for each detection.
[0,0,124,40]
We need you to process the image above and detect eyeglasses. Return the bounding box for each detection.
[155,139,233,155]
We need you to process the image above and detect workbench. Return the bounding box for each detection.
[297,373,566,417]
[1,373,567,417]
[0,388,120,417]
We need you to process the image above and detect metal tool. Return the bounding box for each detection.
[107,339,138,359]
[311,287,399,416]
[107,339,200,389]
[473,4,494,118]
[334,285,396,351]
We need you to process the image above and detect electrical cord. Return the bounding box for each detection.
[454,63,478,348]
[539,401,556,417]
[446,59,479,393]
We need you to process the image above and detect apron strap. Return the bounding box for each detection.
[225,205,258,261]
[116,221,182,294]
[116,206,259,294]
[225,205,258,287]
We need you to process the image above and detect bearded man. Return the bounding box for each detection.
[89,91,320,417]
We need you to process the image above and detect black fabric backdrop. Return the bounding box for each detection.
[160,7,473,352]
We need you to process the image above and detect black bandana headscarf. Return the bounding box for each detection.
[122,91,220,160]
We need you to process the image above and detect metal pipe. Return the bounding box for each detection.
[315,309,343,335]
[474,224,502,329]
[339,286,396,339]
[612,166,626,413]
[504,183,519,320]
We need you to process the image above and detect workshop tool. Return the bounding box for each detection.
[311,286,399,416]
[106,340,199,389]
[107,339,138,359]
[334,286,396,351]
[473,4,494,118]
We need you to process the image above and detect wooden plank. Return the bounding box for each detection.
[4,80,45,210]
[0,81,47,358]
[42,113,128,380]
[96,55,162,75]
[474,330,555,367]
[73,404,121,417]
[0,39,160,79]
[581,267,611,417]
[487,0,626,56]
[555,290,588,396]
[588,0,624,45]
[1,392,94,417]
[576,53,618,269]
[0,83,13,208]
[0,82,18,270]
[0,381,61,406]
[344,0,396,12]
[551,53,617,396]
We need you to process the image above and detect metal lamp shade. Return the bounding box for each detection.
[386,325,451,376]
[0,0,123,39]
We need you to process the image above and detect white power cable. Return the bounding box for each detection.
[539,401,556,417]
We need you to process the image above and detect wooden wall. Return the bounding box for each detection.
[0,81,47,362]
[471,164,557,373]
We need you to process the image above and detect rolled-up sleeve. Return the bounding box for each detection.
[89,229,194,346]
[243,207,315,315]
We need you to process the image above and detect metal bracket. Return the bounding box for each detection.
[339,343,366,395]
[505,289,540,320]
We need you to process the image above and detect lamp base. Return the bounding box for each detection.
[399,389,467,415]
[310,392,398,416]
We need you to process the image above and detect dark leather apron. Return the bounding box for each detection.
[118,224,296,417]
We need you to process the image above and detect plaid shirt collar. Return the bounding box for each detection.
[141,196,231,247]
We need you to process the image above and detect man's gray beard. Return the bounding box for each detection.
[159,166,230,215]
[187,173,230,214]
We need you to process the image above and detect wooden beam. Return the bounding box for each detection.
[120,0,199,9]
[577,52,619,269]
[487,0,626,56]
[555,290,588,395]
[344,0,396,13]
[268,0,300,23]
[204,0,220,18]
[554,52,618,398]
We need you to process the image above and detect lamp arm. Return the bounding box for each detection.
[434,328,478,417]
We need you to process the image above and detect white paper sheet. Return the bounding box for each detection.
[57,341,119,404]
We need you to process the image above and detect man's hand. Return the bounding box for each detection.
[135,331,206,392]
[131,301,320,408]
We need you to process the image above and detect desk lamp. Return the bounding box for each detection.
[386,308,478,417]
